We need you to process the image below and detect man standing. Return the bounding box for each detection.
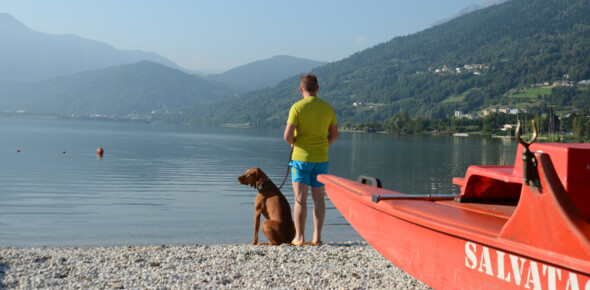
[283,74,338,245]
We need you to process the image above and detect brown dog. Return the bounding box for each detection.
[238,167,295,245]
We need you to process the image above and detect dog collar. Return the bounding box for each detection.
[256,178,271,191]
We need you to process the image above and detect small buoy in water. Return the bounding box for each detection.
[97,147,104,157]
[17,149,20,153]
[62,151,66,154]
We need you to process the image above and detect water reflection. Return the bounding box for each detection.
[331,133,518,195]
[0,118,519,247]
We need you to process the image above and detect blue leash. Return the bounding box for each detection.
[278,146,293,190]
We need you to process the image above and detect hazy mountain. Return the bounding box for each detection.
[0,61,234,116]
[432,0,508,26]
[0,13,330,116]
[204,55,327,90]
[0,54,327,117]
[0,13,183,82]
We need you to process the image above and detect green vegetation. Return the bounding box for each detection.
[508,87,552,99]
[443,94,466,103]
[339,109,590,143]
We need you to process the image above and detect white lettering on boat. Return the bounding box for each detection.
[465,241,590,290]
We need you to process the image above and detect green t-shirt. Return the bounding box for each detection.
[287,96,337,162]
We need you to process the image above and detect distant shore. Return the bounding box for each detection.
[0,241,429,289]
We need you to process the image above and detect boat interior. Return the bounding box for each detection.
[334,140,590,263]
[452,142,590,221]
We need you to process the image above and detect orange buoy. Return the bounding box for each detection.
[97,147,104,157]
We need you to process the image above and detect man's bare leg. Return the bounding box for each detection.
[311,186,325,244]
[292,181,308,244]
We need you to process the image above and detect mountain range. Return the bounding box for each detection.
[204,55,327,90]
[0,61,233,116]
[153,0,590,128]
[0,13,325,115]
[0,13,183,82]
[431,0,507,26]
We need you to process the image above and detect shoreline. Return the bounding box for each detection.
[1,241,429,289]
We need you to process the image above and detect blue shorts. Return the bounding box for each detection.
[289,160,329,187]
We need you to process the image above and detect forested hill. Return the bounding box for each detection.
[0,61,234,116]
[204,55,327,91]
[153,0,590,128]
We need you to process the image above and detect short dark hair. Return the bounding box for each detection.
[300,74,318,93]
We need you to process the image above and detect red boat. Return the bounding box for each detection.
[319,125,590,289]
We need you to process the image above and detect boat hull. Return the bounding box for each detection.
[320,174,590,289]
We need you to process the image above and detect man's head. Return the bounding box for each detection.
[300,74,319,94]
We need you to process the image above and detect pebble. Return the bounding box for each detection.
[0,241,430,289]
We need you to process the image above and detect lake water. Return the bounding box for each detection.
[0,117,518,247]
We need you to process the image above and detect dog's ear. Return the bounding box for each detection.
[242,168,257,187]
[255,169,267,188]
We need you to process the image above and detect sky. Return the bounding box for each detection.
[2,0,481,73]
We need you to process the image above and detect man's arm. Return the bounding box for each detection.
[328,124,339,146]
[284,123,296,145]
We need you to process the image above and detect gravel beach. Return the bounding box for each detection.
[0,241,429,289]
